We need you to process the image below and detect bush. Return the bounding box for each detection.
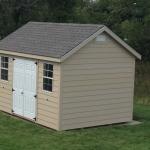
[134,61,150,105]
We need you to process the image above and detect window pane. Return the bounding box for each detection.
[43,70,47,76]
[1,62,4,68]
[5,57,8,63]
[43,70,53,78]
[43,78,48,84]
[1,69,8,81]
[4,74,8,80]
[5,63,8,68]
[43,63,53,71]
[48,79,52,85]
[6,70,8,75]
[1,74,4,80]
[47,71,53,78]
[43,78,52,85]
[43,84,47,91]
[43,84,52,92]
[1,69,4,74]
[1,62,8,69]
[48,64,53,71]
[4,69,8,74]
[47,84,52,92]
[1,73,8,80]
[44,64,48,70]
[46,64,48,70]
[1,56,4,62]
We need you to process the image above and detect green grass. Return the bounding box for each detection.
[0,62,149,149]
[0,105,150,150]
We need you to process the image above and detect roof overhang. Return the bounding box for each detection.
[0,26,141,63]
[60,26,141,62]
[0,49,61,62]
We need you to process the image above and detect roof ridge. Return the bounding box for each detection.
[28,21,104,27]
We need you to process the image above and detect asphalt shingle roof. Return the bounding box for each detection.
[0,22,104,58]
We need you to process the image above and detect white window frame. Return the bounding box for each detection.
[96,34,106,41]
[0,55,9,82]
[94,34,108,45]
[42,62,53,93]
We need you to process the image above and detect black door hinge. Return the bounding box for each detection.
[35,62,38,65]
[12,88,15,92]
[33,117,36,121]
[12,109,14,113]
[34,95,37,98]
[13,58,15,61]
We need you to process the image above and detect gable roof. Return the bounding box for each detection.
[61,26,141,61]
[0,22,103,58]
[0,22,141,61]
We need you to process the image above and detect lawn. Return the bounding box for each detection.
[1,62,150,150]
[0,105,150,150]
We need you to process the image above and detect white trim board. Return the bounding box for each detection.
[60,26,141,62]
[0,50,60,63]
[0,26,141,63]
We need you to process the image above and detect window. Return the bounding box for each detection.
[96,35,106,41]
[1,56,8,81]
[43,63,53,92]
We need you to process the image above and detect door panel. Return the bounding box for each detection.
[24,60,36,120]
[13,58,36,120]
[13,59,24,116]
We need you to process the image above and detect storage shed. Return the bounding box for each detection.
[0,22,141,131]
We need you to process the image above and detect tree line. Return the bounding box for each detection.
[0,0,150,61]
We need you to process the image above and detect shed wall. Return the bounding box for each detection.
[61,33,135,130]
[36,61,60,130]
[0,55,13,114]
[0,55,60,130]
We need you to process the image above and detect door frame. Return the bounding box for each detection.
[12,57,38,121]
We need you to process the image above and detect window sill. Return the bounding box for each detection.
[0,79,8,83]
[42,90,53,94]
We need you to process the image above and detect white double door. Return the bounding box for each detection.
[13,58,37,120]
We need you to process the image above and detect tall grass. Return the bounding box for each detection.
[134,61,150,105]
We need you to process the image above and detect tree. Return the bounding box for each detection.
[0,0,47,39]
[0,0,150,61]
[88,0,150,61]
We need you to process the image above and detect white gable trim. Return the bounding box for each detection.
[60,26,141,62]
[104,27,141,60]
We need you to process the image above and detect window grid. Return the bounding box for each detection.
[43,63,53,92]
[0,56,8,81]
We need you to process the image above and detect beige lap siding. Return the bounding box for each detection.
[0,55,13,114]
[61,33,135,130]
[36,61,60,130]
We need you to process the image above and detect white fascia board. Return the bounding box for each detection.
[103,27,141,60]
[60,26,141,62]
[0,50,61,62]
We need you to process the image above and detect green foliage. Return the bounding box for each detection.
[0,0,150,61]
[88,0,150,61]
[134,62,150,105]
